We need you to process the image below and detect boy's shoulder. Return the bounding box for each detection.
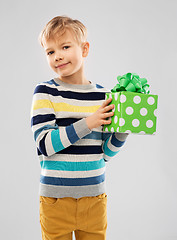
[32,79,59,97]
[33,79,59,92]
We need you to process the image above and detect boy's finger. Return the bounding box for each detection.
[103,104,114,112]
[102,97,112,107]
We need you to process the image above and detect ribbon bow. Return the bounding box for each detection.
[111,73,150,94]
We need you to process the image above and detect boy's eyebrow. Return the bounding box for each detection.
[61,41,72,45]
[45,42,72,52]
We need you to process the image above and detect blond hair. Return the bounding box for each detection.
[38,16,87,47]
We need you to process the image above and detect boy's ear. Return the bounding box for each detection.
[82,42,89,57]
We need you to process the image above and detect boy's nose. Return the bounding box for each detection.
[55,52,64,61]
[55,55,64,61]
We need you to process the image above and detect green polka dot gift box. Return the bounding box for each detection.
[103,73,158,135]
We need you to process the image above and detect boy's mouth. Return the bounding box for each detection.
[56,62,70,69]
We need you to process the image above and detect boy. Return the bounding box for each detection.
[31,16,128,240]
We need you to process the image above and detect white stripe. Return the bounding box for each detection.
[115,132,128,141]
[33,92,51,100]
[45,131,55,156]
[59,127,71,148]
[31,120,55,133]
[38,155,43,162]
[73,138,102,146]
[32,108,55,117]
[41,166,106,178]
[107,144,122,152]
[39,182,105,198]
[104,136,122,152]
[55,111,92,118]
[103,154,112,161]
[42,153,104,162]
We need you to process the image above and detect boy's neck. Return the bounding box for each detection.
[58,65,90,85]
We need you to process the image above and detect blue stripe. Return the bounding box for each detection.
[66,124,80,144]
[34,124,58,141]
[96,84,104,89]
[58,145,103,155]
[40,173,105,186]
[44,79,59,86]
[33,85,49,95]
[102,132,112,141]
[31,114,55,126]
[39,133,47,156]
[40,159,105,171]
[37,147,42,156]
[83,131,102,140]
[51,129,65,152]
[56,118,81,126]
[111,133,125,147]
[103,138,120,157]
[34,84,106,100]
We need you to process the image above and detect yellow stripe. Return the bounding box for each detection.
[33,100,100,113]
[32,99,53,110]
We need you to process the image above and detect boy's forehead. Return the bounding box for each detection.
[44,30,78,49]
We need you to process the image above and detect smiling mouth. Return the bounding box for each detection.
[56,63,70,68]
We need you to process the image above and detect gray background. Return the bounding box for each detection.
[0,0,177,239]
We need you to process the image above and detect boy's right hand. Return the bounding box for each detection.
[85,97,115,130]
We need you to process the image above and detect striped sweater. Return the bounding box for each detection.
[30,78,128,198]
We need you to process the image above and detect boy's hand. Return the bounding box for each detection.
[85,97,114,130]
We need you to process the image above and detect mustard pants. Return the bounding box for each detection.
[39,193,107,240]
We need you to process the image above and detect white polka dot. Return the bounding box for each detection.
[146,120,153,128]
[120,94,126,103]
[114,92,118,101]
[117,127,119,132]
[109,93,112,99]
[140,108,148,116]
[126,107,134,115]
[111,127,115,132]
[139,131,145,134]
[147,96,155,105]
[154,109,157,117]
[119,118,125,126]
[114,115,118,124]
[105,127,108,131]
[117,103,120,112]
[133,95,141,104]
[132,119,140,127]
[125,130,131,134]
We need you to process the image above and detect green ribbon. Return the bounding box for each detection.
[111,73,150,94]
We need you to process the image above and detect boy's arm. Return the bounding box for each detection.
[102,131,128,161]
[31,84,91,157]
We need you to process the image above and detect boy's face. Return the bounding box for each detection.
[43,30,89,80]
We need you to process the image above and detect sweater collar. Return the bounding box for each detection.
[53,78,95,90]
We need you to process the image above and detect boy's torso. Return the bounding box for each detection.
[33,78,111,199]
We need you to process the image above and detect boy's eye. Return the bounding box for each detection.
[47,51,54,55]
[63,46,70,50]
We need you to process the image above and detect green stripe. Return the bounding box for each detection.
[40,159,105,171]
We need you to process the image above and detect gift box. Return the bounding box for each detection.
[103,73,158,135]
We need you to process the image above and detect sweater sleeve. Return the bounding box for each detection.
[30,84,92,157]
[101,130,128,161]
